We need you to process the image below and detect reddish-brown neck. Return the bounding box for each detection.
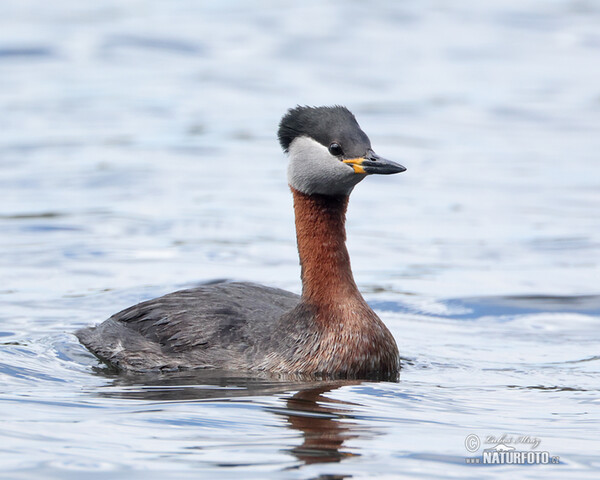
[291,188,361,307]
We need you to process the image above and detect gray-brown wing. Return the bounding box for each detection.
[76,282,300,372]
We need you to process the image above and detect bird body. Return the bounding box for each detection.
[77,105,405,379]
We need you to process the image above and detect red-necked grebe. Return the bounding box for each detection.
[77,105,406,379]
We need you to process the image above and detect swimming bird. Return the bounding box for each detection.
[77,105,406,379]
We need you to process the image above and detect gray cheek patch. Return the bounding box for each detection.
[286,137,365,196]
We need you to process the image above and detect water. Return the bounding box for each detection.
[1,0,600,478]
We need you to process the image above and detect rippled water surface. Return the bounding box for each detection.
[1,1,600,478]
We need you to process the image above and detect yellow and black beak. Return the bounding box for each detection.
[343,150,406,175]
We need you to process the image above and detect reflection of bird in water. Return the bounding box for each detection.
[280,382,363,465]
[77,105,405,379]
[88,369,368,468]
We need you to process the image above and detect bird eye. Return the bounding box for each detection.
[328,143,343,156]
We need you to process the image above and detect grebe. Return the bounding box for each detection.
[77,105,406,379]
